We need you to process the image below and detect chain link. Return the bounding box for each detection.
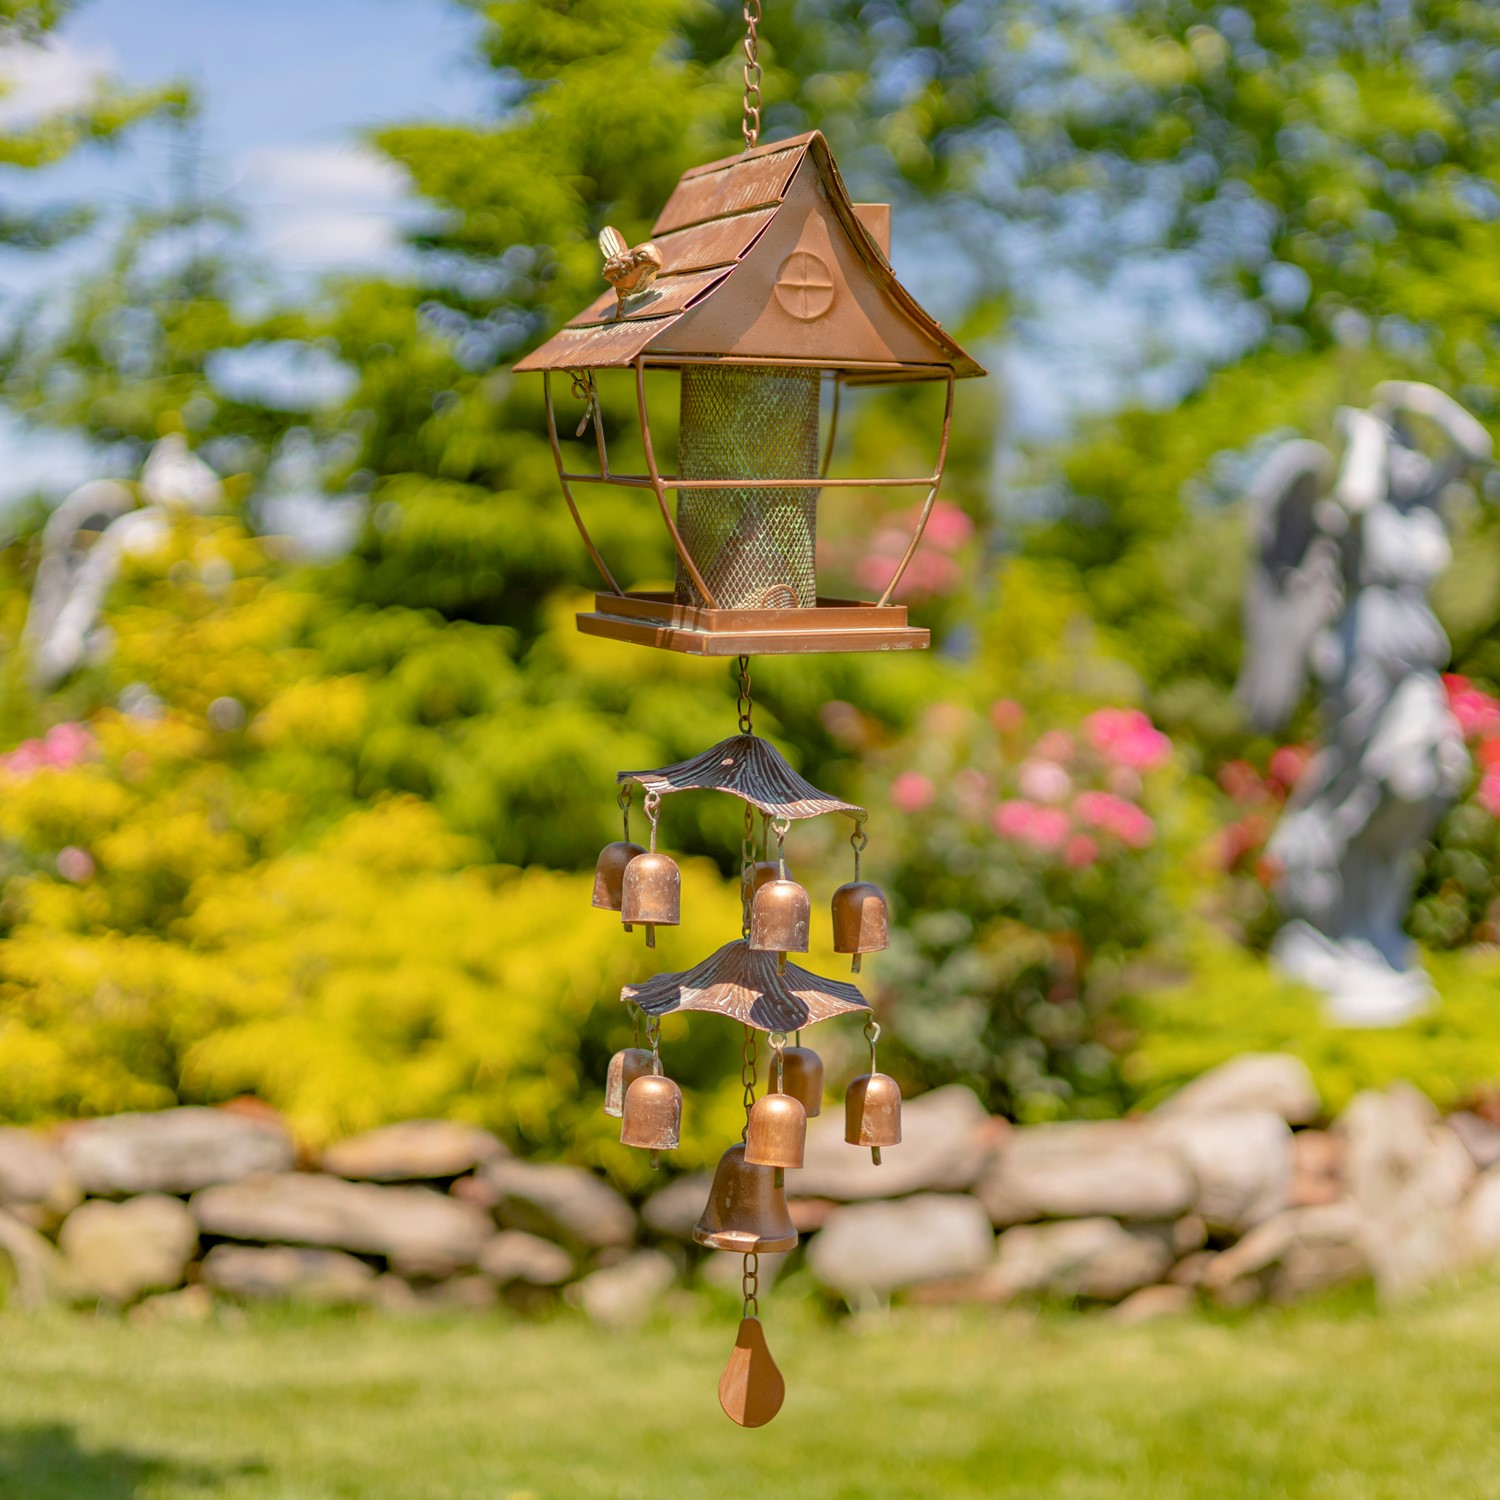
[850,817,868,881]
[644,790,661,853]
[741,1251,760,1318]
[740,1,762,151]
[740,1023,757,1139]
[864,1016,881,1071]
[740,798,756,939]
[735,654,753,736]
[618,783,633,843]
[646,1014,662,1073]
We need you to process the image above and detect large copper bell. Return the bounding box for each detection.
[749,878,810,955]
[604,1047,655,1118]
[845,1072,902,1164]
[751,859,790,895]
[744,1090,806,1170]
[778,1046,824,1118]
[592,840,645,914]
[692,1143,798,1254]
[620,851,680,947]
[831,881,890,973]
[621,1072,682,1158]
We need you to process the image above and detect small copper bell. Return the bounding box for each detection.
[831,881,890,973]
[845,1072,902,1164]
[592,840,645,914]
[751,859,790,895]
[621,1072,682,1166]
[604,1047,654,1118]
[620,851,680,948]
[779,1046,824,1118]
[692,1143,798,1254]
[744,1090,806,1171]
[749,878,810,955]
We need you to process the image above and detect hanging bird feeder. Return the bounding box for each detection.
[514,3,987,1431]
[514,132,984,655]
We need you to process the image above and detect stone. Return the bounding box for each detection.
[201,1245,378,1305]
[1339,1084,1473,1299]
[1289,1129,1344,1207]
[1145,1111,1292,1233]
[787,1197,837,1232]
[1446,1112,1500,1172]
[478,1231,574,1287]
[793,1085,997,1201]
[482,1160,635,1250]
[572,1249,676,1329]
[191,1174,491,1276]
[321,1120,507,1182]
[640,1175,713,1240]
[976,1122,1196,1226]
[1202,1202,1368,1305]
[61,1108,294,1196]
[0,1128,80,1220]
[1168,1251,1215,1289]
[0,1208,69,1307]
[1154,1053,1319,1126]
[59,1194,197,1304]
[404,1274,499,1311]
[992,1218,1173,1302]
[130,1285,215,1325]
[1108,1284,1194,1325]
[806,1194,995,1301]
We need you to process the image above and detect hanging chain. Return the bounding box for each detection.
[851,818,868,881]
[740,1,762,151]
[736,654,753,736]
[769,1030,787,1093]
[864,1017,881,1072]
[740,1023,758,1139]
[740,798,756,938]
[646,1015,662,1074]
[741,1251,760,1318]
[618,783,633,843]
[644,790,661,852]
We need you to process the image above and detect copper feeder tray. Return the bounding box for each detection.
[579,591,928,656]
[618,733,864,821]
[623,938,869,1032]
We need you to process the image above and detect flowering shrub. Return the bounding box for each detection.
[862,698,1179,1122]
[818,499,976,607]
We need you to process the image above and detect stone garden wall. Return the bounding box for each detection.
[3,1054,1500,1326]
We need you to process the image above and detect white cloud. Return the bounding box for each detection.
[0,37,113,129]
[234,143,412,272]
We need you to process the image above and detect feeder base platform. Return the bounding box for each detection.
[577,592,929,656]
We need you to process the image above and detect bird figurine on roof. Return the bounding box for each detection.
[599,226,663,313]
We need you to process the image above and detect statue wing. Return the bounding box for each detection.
[1235,438,1341,733]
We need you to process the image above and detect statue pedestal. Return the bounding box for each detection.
[1271,923,1433,1028]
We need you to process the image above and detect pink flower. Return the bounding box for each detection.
[1034,730,1075,763]
[1479,771,1500,819]
[922,501,976,552]
[1023,807,1071,850]
[56,846,95,882]
[891,770,935,813]
[1,722,94,777]
[1064,833,1099,868]
[1018,758,1072,804]
[1084,707,1172,771]
[989,699,1025,734]
[1073,790,1155,848]
[1268,745,1311,790]
[954,768,989,820]
[993,800,1038,840]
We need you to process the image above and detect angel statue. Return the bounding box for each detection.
[1237,382,1493,1025]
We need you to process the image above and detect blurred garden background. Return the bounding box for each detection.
[7,0,1500,1494]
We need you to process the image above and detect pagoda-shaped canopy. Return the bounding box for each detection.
[514,131,983,382]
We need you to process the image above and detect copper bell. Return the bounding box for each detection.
[692,1143,798,1254]
[749,878,810,955]
[592,840,645,913]
[845,1072,902,1164]
[744,1091,806,1171]
[778,1046,824,1118]
[831,881,889,972]
[620,851,680,947]
[751,859,790,895]
[621,1072,682,1161]
[604,1046,655,1118]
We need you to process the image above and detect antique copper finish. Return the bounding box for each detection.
[621,1072,682,1154]
[620,850,681,947]
[845,1072,902,1165]
[623,938,869,1033]
[620,734,864,821]
[719,1317,785,1429]
[831,880,890,973]
[751,859,789,894]
[599,226,663,311]
[592,840,645,911]
[744,1091,806,1170]
[750,877,810,954]
[779,1046,823,1117]
[692,1143,798,1254]
[604,1046,655,1118]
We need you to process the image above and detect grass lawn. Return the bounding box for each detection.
[3,1285,1500,1499]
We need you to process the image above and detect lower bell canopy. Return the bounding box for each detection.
[692,1142,798,1254]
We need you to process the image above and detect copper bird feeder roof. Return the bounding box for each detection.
[515,130,987,656]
